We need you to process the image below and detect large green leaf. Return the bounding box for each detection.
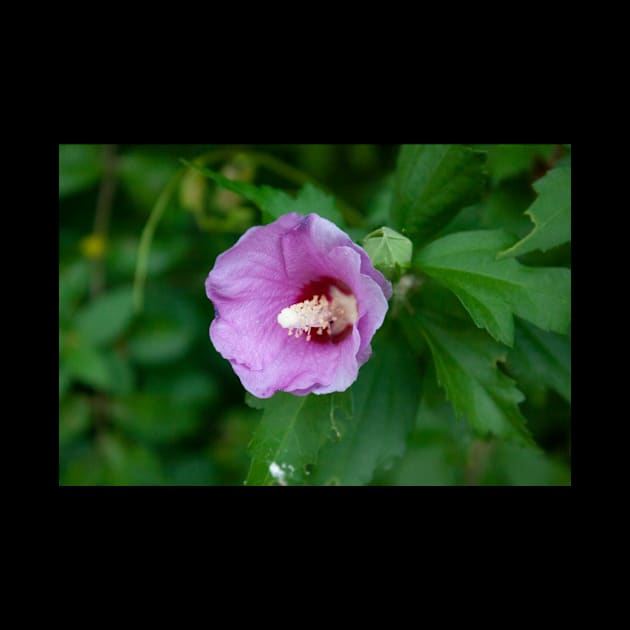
[509,320,571,403]
[245,391,353,486]
[309,332,422,486]
[390,144,487,245]
[478,179,536,237]
[499,165,571,258]
[415,312,533,446]
[379,367,471,486]
[59,144,103,198]
[415,229,571,347]
[184,161,346,227]
[74,287,134,348]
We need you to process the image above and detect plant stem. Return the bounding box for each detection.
[132,168,184,313]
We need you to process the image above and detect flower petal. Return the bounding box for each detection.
[205,212,391,397]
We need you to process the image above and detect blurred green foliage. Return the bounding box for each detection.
[59,144,570,485]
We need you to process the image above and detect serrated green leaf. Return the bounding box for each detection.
[415,230,571,346]
[184,161,346,227]
[390,144,487,245]
[59,144,103,198]
[362,226,412,280]
[509,320,571,403]
[478,179,536,237]
[288,183,345,226]
[245,391,352,486]
[499,165,571,258]
[383,376,469,484]
[75,287,134,347]
[309,332,421,486]
[416,312,533,446]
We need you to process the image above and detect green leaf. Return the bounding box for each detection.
[184,161,345,227]
[485,144,555,183]
[244,392,267,410]
[63,342,113,391]
[310,332,422,486]
[415,229,571,346]
[119,151,179,209]
[289,183,345,226]
[111,394,203,444]
[59,144,103,198]
[108,236,187,278]
[59,366,71,400]
[59,395,92,447]
[365,176,394,228]
[481,442,570,485]
[101,351,135,395]
[59,260,90,320]
[415,312,533,446]
[245,391,352,486]
[98,433,164,485]
[142,371,219,407]
[75,287,134,347]
[127,289,200,365]
[478,179,536,237]
[362,226,413,280]
[499,165,571,258]
[509,320,571,403]
[165,455,218,486]
[127,321,193,365]
[390,144,487,245]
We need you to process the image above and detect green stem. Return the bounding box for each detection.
[132,169,183,313]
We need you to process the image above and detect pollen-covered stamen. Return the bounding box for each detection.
[277,286,358,342]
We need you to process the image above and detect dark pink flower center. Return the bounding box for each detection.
[277,276,358,345]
